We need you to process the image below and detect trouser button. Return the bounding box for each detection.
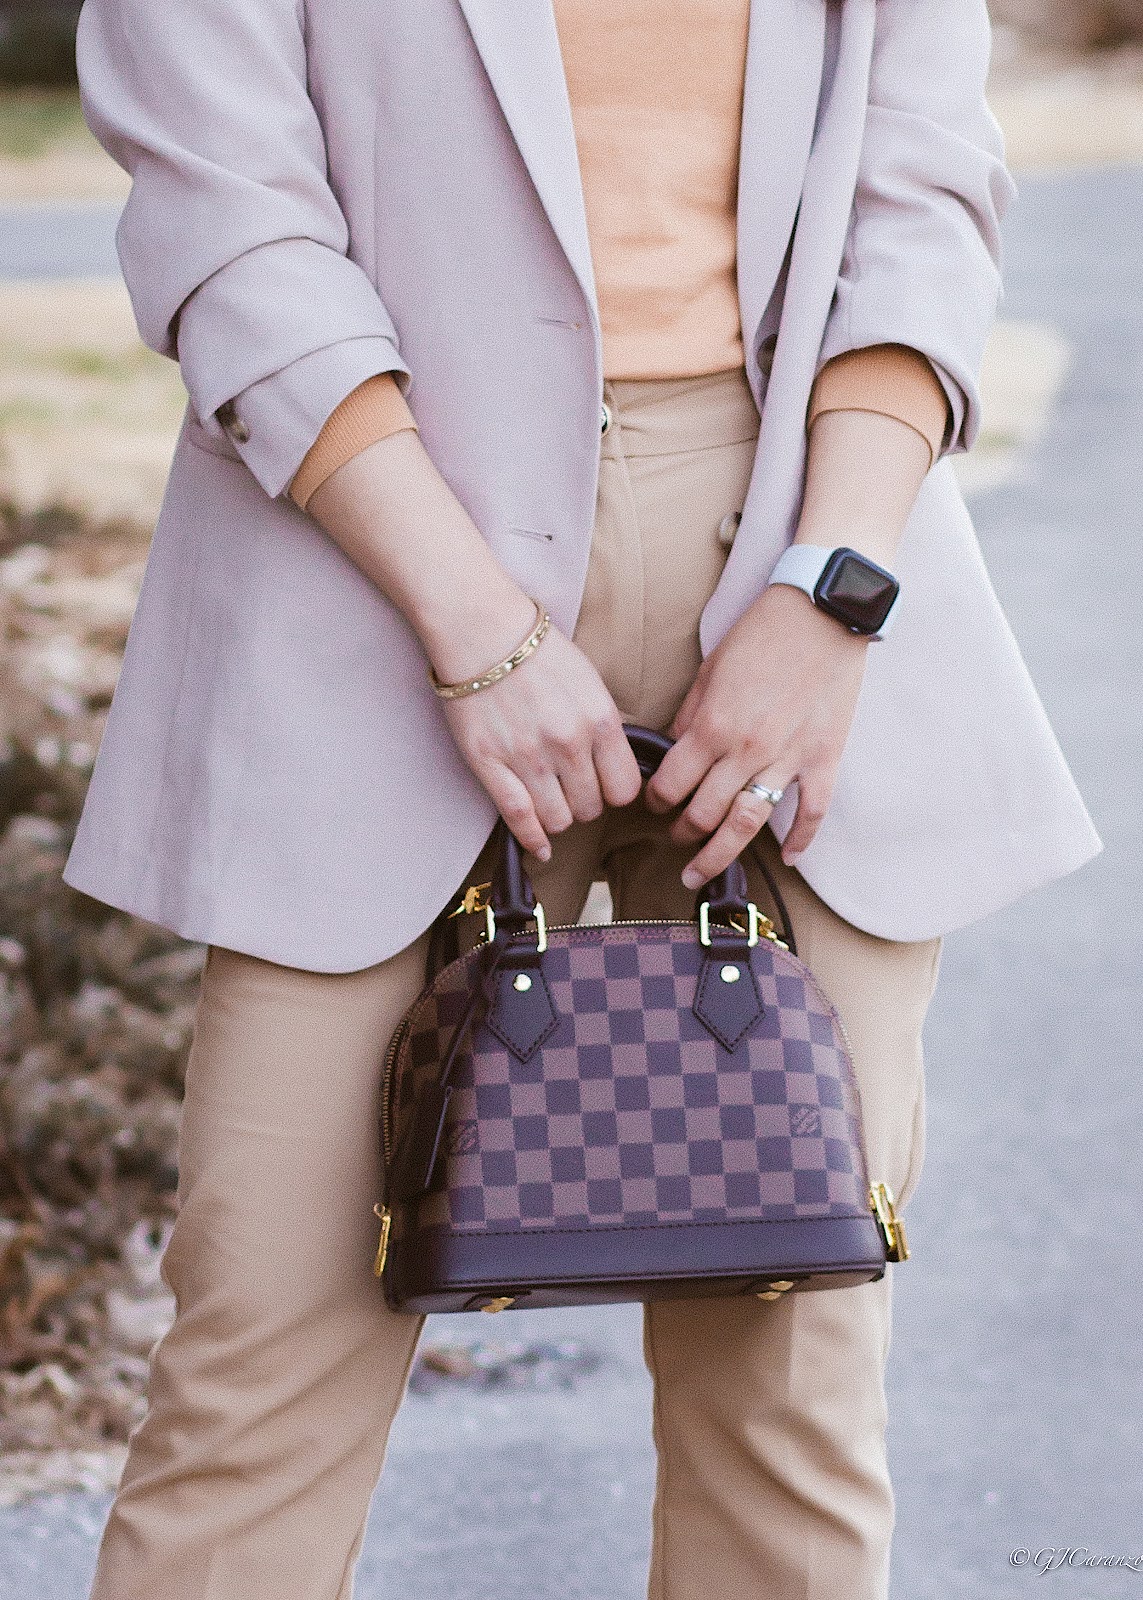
[600,401,613,437]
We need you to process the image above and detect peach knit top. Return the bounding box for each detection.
[554,0,750,379]
[288,5,950,510]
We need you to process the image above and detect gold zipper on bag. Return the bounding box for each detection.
[380,1016,409,1168]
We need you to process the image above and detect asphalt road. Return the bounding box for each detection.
[1,165,1140,1598]
[0,202,120,279]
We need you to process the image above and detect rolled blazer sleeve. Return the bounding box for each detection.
[817,0,1017,458]
[75,0,410,498]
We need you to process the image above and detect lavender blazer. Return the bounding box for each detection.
[65,0,1100,970]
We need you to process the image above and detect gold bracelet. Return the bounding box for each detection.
[429,599,551,700]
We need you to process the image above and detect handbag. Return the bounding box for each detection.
[375,726,908,1314]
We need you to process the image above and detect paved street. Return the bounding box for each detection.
[1,164,1141,1598]
[0,201,119,279]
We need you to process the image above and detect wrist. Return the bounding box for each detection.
[792,519,901,569]
[751,579,871,647]
[414,579,539,685]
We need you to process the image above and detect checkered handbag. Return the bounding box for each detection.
[375,727,908,1314]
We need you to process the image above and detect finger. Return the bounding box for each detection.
[593,715,644,809]
[525,768,576,838]
[667,672,705,741]
[554,747,605,824]
[485,767,552,862]
[680,787,775,891]
[669,757,752,845]
[780,770,834,861]
[644,729,717,814]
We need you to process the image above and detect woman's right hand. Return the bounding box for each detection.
[305,428,641,859]
[438,609,642,861]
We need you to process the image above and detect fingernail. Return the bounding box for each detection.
[537,845,552,863]
[681,867,701,890]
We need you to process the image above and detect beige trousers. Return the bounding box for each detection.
[89,367,942,1600]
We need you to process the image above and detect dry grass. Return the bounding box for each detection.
[991,40,1143,169]
[0,90,128,203]
[0,280,185,526]
[952,321,1073,500]
[992,1,1143,53]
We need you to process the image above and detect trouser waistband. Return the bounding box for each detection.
[601,365,761,460]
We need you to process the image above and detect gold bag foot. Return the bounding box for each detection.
[869,1182,909,1263]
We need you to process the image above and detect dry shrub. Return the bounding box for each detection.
[993,0,1143,49]
[0,503,200,1496]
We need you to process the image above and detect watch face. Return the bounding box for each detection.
[814,549,900,635]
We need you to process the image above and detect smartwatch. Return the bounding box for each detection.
[766,545,901,640]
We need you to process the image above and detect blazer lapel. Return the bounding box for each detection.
[455,0,598,324]
[736,0,828,367]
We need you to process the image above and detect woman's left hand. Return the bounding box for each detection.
[644,580,871,887]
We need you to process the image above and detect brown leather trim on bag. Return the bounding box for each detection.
[384,1214,885,1313]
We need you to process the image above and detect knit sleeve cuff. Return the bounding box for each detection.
[289,372,418,510]
[807,344,952,470]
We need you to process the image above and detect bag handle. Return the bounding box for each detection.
[426,724,797,978]
[619,727,797,950]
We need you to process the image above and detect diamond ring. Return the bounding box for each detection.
[742,781,784,807]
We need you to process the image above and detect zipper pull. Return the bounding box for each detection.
[372,1204,392,1277]
[447,881,492,918]
[757,913,789,951]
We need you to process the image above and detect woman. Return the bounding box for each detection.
[67,1,1099,1597]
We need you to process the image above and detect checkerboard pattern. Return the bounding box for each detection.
[388,924,870,1238]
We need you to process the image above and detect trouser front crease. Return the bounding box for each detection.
[88,366,941,1600]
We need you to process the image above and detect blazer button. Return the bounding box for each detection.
[600,402,613,437]
[718,512,742,548]
[217,399,250,444]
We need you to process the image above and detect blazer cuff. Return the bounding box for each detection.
[289,374,418,510]
[927,359,967,459]
[808,345,952,469]
[213,338,412,500]
[176,234,409,461]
